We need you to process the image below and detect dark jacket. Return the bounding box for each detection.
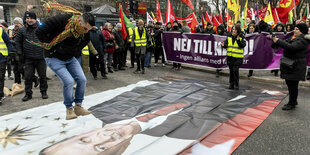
[195,25,204,33]
[154,27,163,47]
[35,13,90,61]
[89,27,105,55]
[112,29,125,51]
[217,25,226,36]
[15,23,44,60]
[204,28,216,34]
[274,34,309,81]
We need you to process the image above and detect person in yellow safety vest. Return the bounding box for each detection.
[128,25,136,68]
[80,42,98,73]
[0,26,13,105]
[221,25,246,90]
[131,19,150,74]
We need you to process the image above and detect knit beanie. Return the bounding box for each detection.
[296,23,308,34]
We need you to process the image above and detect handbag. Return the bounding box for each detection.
[280,56,295,69]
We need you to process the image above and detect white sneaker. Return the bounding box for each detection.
[162,64,165,67]
[154,63,158,67]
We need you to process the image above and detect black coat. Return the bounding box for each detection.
[89,27,105,55]
[36,13,90,61]
[112,29,125,51]
[15,23,45,60]
[274,34,309,81]
[154,27,163,47]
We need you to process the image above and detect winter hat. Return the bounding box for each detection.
[116,23,122,28]
[13,17,23,25]
[296,23,308,34]
[25,12,37,19]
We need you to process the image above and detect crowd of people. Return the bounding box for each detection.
[0,7,309,117]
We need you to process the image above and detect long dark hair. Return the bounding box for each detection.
[232,25,242,36]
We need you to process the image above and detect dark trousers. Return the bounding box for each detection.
[113,49,124,69]
[136,53,145,71]
[24,59,48,95]
[227,57,243,87]
[285,80,299,105]
[6,57,12,76]
[0,62,6,98]
[154,46,165,63]
[129,46,135,66]
[89,54,106,77]
[13,57,24,84]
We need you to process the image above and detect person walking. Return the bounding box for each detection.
[271,23,309,110]
[131,19,150,74]
[221,25,246,90]
[15,12,48,101]
[35,12,94,120]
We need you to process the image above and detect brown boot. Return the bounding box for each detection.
[74,105,91,116]
[66,108,78,120]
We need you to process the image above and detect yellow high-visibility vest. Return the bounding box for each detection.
[227,37,244,58]
[134,27,147,47]
[0,27,8,56]
[82,45,89,56]
[128,28,133,42]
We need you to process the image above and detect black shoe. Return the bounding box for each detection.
[228,85,234,89]
[22,94,32,102]
[33,78,39,88]
[8,75,13,80]
[41,92,48,99]
[234,86,239,90]
[0,96,5,105]
[134,69,141,74]
[93,76,98,80]
[282,104,296,110]
[101,74,108,79]
[113,67,118,71]
[108,68,114,73]
[248,74,252,77]
[274,72,278,77]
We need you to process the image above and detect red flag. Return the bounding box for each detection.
[216,13,223,24]
[180,0,194,10]
[175,13,195,27]
[212,13,220,27]
[205,12,212,24]
[166,0,176,24]
[272,8,280,26]
[190,13,198,33]
[227,14,233,32]
[202,15,207,29]
[119,6,127,40]
[156,0,163,23]
[277,0,299,18]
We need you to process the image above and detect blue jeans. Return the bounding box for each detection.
[45,57,86,109]
[144,51,152,67]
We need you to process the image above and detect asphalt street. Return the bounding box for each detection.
[0,61,309,154]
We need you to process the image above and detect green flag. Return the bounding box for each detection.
[119,6,134,29]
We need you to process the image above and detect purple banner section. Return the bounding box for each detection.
[162,32,305,69]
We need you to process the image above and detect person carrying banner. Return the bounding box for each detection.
[171,21,182,70]
[221,25,246,90]
[131,19,150,74]
[271,23,309,110]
